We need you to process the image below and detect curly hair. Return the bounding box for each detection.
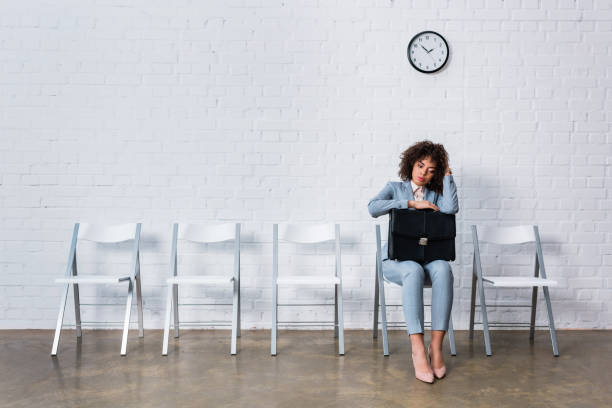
[398,140,449,195]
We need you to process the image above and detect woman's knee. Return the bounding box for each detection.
[382,260,404,285]
[398,261,425,282]
[427,260,454,284]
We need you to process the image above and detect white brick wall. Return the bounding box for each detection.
[1,0,611,330]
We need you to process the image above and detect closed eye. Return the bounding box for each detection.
[418,163,436,174]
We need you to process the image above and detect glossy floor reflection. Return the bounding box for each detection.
[1,330,610,407]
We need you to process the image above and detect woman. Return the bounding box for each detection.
[368,140,459,383]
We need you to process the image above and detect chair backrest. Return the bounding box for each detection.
[170,223,240,278]
[65,223,141,278]
[473,225,535,245]
[273,223,341,279]
[78,223,139,243]
[278,223,336,243]
[178,223,237,243]
[471,224,549,279]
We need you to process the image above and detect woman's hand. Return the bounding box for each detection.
[408,200,439,211]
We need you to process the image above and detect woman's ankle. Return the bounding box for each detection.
[409,333,426,352]
[430,342,443,353]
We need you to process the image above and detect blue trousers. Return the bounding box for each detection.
[382,259,454,334]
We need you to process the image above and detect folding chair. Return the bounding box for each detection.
[271,223,344,356]
[51,223,143,356]
[162,223,241,356]
[372,224,457,356]
[470,225,559,356]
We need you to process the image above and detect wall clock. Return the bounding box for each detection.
[407,31,449,74]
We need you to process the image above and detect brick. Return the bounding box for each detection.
[0,1,610,330]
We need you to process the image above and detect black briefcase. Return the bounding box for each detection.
[388,209,456,263]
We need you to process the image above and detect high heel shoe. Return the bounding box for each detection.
[412,349,434,384]
[427,344,447,380]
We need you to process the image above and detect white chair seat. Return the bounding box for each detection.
[166,275,234,285]
[276,276,340,286]
[483,276,557,287]
[55,276,130,284]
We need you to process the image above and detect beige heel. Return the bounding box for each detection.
[427,344,447,380]
[413,349,434,384]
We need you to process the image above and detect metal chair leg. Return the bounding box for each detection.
[237,277,241,338]
[172,283,179,338]
[530,286,538,342]
[375,229,389,357]
[469,272,477,340]
[542,286,559,356]
[73,283,82,338]
[530,251,540,342]
[120,280,134,356]
[373,262,379,339]
[378,279,389,356]
[334,285,339,338]
[271,283,277,356]
[231,278,239,355]
[477,278,492,356]
[448,315,457,356]
[162,286,172,356]
[136,275,144,338]
[533,226,559,356]
[51,284,70,356]
[472,228,492,357]
[271,224,278,356]
[376,273,389,357]
[337,283,345,356]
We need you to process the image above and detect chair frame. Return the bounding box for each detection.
[469,224,559,356]
[162,223,241,356]
[271,223,344,356]
[372,224,457,356]
[51,223,143,356]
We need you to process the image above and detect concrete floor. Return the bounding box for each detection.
[1,329,610,408]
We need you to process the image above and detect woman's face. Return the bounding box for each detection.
[411,156,437,187]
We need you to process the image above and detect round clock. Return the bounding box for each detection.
[407,31,449,74]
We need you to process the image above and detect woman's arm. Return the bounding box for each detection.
[436,174,459,214]
[367,182,408,218]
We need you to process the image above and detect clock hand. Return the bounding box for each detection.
[420,45,429,52]
[427,48,434,53]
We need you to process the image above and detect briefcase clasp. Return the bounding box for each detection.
[418,237,428,246]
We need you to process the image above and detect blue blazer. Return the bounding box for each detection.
[368,175,459,218]
[368,175,459,261]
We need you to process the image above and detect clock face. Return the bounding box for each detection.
[407,31,449,74]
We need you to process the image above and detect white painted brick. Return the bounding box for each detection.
[0,1,609,330]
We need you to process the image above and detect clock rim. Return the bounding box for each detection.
[407,30,449,74]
